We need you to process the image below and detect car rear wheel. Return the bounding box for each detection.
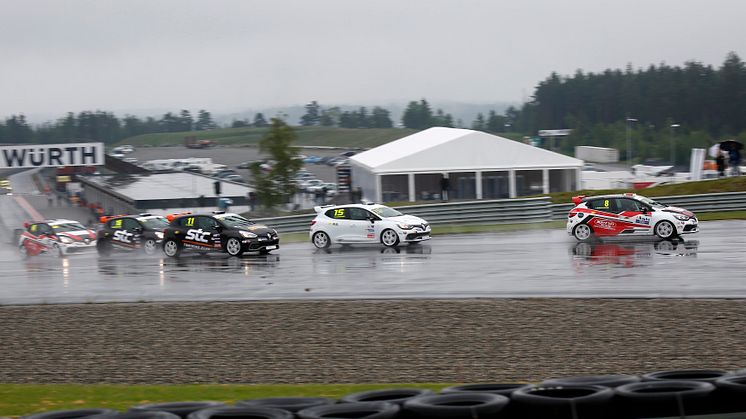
[573,224,593,241]
[312,231,330,249]
[142,239,157,255]
[97,239,112,256]
[163,239,181,257]
[655,220,677,239]
[380,229,400,247]
[225,237,244,256]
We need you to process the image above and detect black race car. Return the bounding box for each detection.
[97,213,170,255]
[162,211,279,257]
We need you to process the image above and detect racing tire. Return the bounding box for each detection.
[104,412,179,419]
[298,402,399,419]
[572,224,593,242]
[97,239,112,256]
[22,409,118,419]
[130,401,226,419]
[615,380,716,418]
[403,392,510,419]
[540,374,641,388]
[380,229,400,247]
[236,397,335,413]
[142,239,158,255]
[642,369,732,383]
[188,406,292,419]
[163,239,182,258]
[441,383,533,396]
[225,237,244,257]
[511,385,614,419]
[340,388,434,405]
[312,231,330,249]
[654,220,677,239]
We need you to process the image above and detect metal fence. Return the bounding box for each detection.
[255,192,746,233]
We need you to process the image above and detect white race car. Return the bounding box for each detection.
[567,193,699,241]
[310,203,431,248]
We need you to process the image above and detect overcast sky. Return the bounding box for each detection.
[1,0,744,119]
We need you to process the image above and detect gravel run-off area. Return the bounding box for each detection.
[1,298,744,384]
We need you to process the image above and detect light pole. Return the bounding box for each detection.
[670,123,680,167]
[626,117,637,167]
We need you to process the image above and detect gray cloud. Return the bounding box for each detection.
[1,0,744,117]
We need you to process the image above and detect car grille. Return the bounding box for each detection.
[406,232,430,240]
[683,225,697,232]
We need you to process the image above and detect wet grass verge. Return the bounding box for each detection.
[0,383,449,417]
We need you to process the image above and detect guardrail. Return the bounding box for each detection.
[256,192,746,233]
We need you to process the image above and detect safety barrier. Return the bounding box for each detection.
[256,192,746,233]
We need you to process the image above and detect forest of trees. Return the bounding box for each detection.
[0,109,218,145]
[2,52,745,165]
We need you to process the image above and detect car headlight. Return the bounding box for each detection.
[240,230,257,238]
[58,236,73,244]
[397,223,414,230]
[155,231,164,239]
[674,214,690,221]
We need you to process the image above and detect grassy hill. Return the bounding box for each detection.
[117,126,420,149]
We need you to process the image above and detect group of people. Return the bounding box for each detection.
[715,146,742,177]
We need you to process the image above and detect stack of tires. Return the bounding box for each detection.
[15,369,746,419]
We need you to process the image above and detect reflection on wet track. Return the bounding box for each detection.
[1,220,745,304]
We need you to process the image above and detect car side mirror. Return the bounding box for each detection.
[367,216,376,223]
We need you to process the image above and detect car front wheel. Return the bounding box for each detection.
[573,224,593,242]
[654,220,677,239]
[225,237,244,256]
[380,229,400,247]
[163,239,181,257]
[312,231,330,249]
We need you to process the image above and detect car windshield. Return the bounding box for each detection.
[638,196,665,208]
[215,214,255,228]
[371,206,403,218]
[51,222,87,232]
[138,217,170,229]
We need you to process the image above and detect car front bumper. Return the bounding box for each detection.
[60,240,97,254]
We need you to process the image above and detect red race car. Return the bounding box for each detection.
[18,219,97,256]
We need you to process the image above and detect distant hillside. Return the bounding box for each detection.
[118,126,420,149]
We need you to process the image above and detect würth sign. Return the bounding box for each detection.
[0,143,104,169]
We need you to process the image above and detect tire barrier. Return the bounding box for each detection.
[297,402,399,419]
[715,375,746,414]
[540,374,641,388]
[130,403,227,419]
[92,413,180,419]
[23,409,119,419]
[339,388,435,405]
[235,397,335,412]
[187,406,293,419]
[641,369,733,383]
[440,383,532,396]
[402,393,509,419]
[615,380,716,418]
[510,385,615,419]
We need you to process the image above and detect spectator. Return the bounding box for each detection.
[248,192,257,212]
[729,147,741,176]
[716,151,726,177]
[440,175,451,201]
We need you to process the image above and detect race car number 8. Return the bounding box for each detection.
[604,199,609,208]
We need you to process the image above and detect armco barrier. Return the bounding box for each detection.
[255,192,746,233]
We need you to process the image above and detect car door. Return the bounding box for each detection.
[181,215,212,249]
[109,218,134,247]
[325,207,351,242]
[197,216,221,250]
[122,218,143,246]
[616,198,652,234]
[348,207,376,242]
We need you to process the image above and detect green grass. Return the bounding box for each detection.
[547,176,746,204]
[118,127,418,149]
[0,383,450,417]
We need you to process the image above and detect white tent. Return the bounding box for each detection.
[348,127,583,202]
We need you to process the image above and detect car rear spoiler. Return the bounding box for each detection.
[166,211,192,222]
[571,195,586,205]
[313,205,334,213]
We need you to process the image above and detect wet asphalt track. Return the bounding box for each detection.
[1,219,745,304]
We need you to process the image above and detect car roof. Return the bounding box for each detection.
[46,219,81,225]
[583,193,646,201]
